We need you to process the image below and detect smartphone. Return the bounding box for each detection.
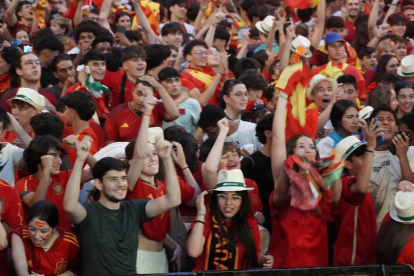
[115,26,126,34]
[388,130,413,155]
[374,117,385,148]
[23,43,33,53]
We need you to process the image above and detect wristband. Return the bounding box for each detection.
[194,220,205,225]
[155,84,162,90]
[197,213,206,216]
[366,150,374,154]
[212,23,218,27]
[143,113,151,117]
[181,166,189,171]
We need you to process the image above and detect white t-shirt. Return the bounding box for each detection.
[159,22,195,36]
[162,98,201,136]
[225,121,263,151]
[317,136,335,158]
[0,143,24,187]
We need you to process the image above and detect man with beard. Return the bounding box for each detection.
[63,134,181,275]
[343,0,360,44]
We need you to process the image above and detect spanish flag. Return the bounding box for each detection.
[275,61,319,141]
[284,0,320,9]
[132,0,160,35]
[32,0,49,30]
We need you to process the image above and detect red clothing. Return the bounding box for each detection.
[344,20,356,44]
[65,83,109,119]
[0,88,56,112]
[126,177,194,241]
[8,21,32,36]
[397,235,414,265]
[12,227,79,275]
[262,71,274,83]
[102,70,134,110]
[269,191,329,268]
[332,176,377,265]
[190,212,261,270]
[61,116,105,149]
[176,161,203,217]
[64,127,99,168]
[0,180,24,275]
[180,66,222,106]
[0,74,10,93]
[104,102,167,142]
[15,171,73,231]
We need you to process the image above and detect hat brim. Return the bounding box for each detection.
[390,204,414,224]
[397,66,404,77]
[255,21,268,34]
[290,44,312,58]
[306,77,338,100]
[209,186,254,192]
[7,98,43,113]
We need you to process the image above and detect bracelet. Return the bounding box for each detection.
[143,113,151,117]
[197,213,206,216]
[218,71,224,75]
[366,150,374,154]
[194,220,205,225]
[154,84,162,90]
[181,166,189,171]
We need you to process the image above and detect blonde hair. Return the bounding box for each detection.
[50,17,72,34]
[375,40,396,58]
[58,36,75,53]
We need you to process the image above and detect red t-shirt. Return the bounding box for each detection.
[0,180,24,275]
[61,116,105,149]
[344,20,356,45]
[180,66,222,106]
[65,83,109,119]
[104,102,167,142]
[397,235,414,265]
[190,212,261,271]
[332,176,377,265]
[11,227,79,275]
[64,127,99,167]
[0,88,56,112]
[268,191,329,268]
[102,70,135,110]
[15,171,73,231]
[8,21,32,36]
[126,177,194,241]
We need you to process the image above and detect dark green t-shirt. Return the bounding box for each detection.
[77,199,150,275]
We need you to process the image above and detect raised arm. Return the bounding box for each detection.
[126,95,158,190]
[205,12,225,49]
[187,191,207,258]
[63,137,91,225]
[98,0,114,34]
[145,138,181,218]
[367,0,380,39]
[194,0,208,34]
[383,0,399,25]
[190,69,223,107]
[366,23,389,49]
[73,0,84,27]
[279,25,295,71]
[27,156,54,208]
[236,29,250,59]
[131,0,159,45]
[264,14,278,56]
[8,113,32,149]
[310,0,325,50]
[6,0,19,27]
[139,75,179,121]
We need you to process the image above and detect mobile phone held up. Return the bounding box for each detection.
[373,117,384,148]
[23,43,34,53]
[388,130,413,155]
[116,26,126,34]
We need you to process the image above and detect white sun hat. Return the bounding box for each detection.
[255,15,275,35]
[390,191,414,224]
[359,106,374,120]
[148,127,164,144]
[290,35,312,58]
[334,136,367,164]
[210,169,254,192]
[306,74,338,100]
[7,87,46,112]
[397,55,414,78]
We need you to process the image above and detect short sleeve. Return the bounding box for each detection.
[130,199,152,224]
[104,115,119,142]
[189,100,202,124]
[341,176,366,206]
[178,177,195,204]
[7,144,24,169]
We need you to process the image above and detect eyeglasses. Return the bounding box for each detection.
[295,145,317,152]
[10,40,22,46]
[230,91,248,98]
[22,60,41,67]
[193,50,208,55]
[217,194,242,203]
[165,77,180,84]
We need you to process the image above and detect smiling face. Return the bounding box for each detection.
[397,88,414,114]
[217,191,242,220]
[15,30,29,44]
[376,110,398,142]
[341,106,359,135]
[293,136,317,161]
[11,101,38,128]
[187,45,207,68]
[386,57,399,73]
[346,0,360,17]
[395,42,407,61]
[97,170,128,202]
[46,148,63,175]
[123,57,147,79]
[390,22,406,37]
[86,60,106,81]
[164,32,183,48]
[218,149,240,170]
[310,80,334,112]
[141,143,159,177]
[28,218,54,247]
[116,15,131,30]
[18,4,33,20]
[170,3,187,20]
[224,84,248,112]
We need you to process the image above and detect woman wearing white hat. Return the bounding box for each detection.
[377,190,414,264]
[187,169,273,270]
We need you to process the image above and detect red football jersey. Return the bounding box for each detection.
[102,70,135,110]
[0,88,57,112]
[332,176,377,265]
[8,21,32,36]
[0,180,24,275]
[64,127,99,168]
[190,212,261,271]
[180,66,222,106]
[126,177,194,241]
[12,227,79,275]
[104,102,166,142]
[15,171,73,232]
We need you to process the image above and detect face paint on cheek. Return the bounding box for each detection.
[164,84,170,90]
[34,220,45,227]
[44,233,50,239]
[29,230,35,236]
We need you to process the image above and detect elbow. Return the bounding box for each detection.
[187,244,201,258]
[0,239,7,250]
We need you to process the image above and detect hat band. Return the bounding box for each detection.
[216,182,246,188]
[15,94,35,103]
[402,70,414,76]
[260,22,269,34]
[361,111,372,120]
[341,142,364,159]
[398,214,414,221]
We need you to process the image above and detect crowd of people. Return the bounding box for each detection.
[2,0,414,274]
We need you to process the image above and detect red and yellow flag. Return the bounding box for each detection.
[284,0,320,9]
[132,0,160,35]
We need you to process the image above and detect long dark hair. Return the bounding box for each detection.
[1,46,22,88]
[373,54,397,83]
[209,190,258,268]
[219,79,244,109]
[377,218,414,264]
[172,132,198,172]
[330,99,358,133]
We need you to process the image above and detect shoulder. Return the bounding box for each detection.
[66,83,82,94]
[61,229,80,248]
[239,121,257,131]
[109,103,130,118]
[0,179,14,190]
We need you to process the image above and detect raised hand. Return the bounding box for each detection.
[393,131,410,159]
[254,211,265,225]
[155,137,173,160]
[212,12,226,25]
[40,155,54,175]
[217,117,229,134]
[76,136,92,162]
[171,141,187,169]
[397,180,414,192]
[63,135,78,149]
[363,118,384,150]
[377,23,390,38]
[143,95,158,114]
[196,190,208,215]
[139,74,160,89]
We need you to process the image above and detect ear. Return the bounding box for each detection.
[16,68,23,76]
[223,94,229,104]
[94,178,103,191]
[264,129,272,139]
[169,5,175,13]
[122,61,127,70]
[53,71,58,78]
[309,92,315,101]
[344,159,352,170]
[186,54,192,63]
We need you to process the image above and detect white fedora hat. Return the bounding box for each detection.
[148,127,164,144]
[306,74,338,100]
[359,106,374,120]
[334,136,366,164]
[390,191,414,224]
[210,169,254,192]
[397,55,414,77]
[290,35,312,58]
[7,87,46,112]
[255,15,275,35]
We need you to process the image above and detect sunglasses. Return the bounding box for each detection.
[10,40,22,46]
